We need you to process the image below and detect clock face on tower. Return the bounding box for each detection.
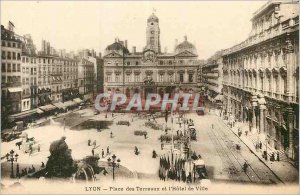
[151,30,155,34]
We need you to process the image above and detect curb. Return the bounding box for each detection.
[212,112,285,184]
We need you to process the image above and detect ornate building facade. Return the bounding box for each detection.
[103,13,199,98]
[222,1,299,162]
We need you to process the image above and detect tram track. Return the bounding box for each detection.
[209,124,263,183]
[207,126,255,183]
[211,115,283,184]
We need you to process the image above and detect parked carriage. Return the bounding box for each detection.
[194,159,208,180]
[116,120,130,126]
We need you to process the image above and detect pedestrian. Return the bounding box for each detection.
[259,141,262,150]
[245,130,248,136]
[107,146,110,155]
[102,149,104,158]
[92,148,94,156]
[41,162,45,168]
[161,143,164,150]
[88,139,91,146]
[29,144,33,156]
[28,167,32,174]
[243,162,248,173]
[277,151,280,161]
[16,142,21,150]
[110,131,113,138]
[134,146,139,155]
[32,165,36,173]
[93,140,97,148]
[24,168,27,175]
[176,130,179,136]
[152,150,157,158]
[144,134,147,139]
[211,124,214,129]
[37,144,41,152]
[16,164,20,178]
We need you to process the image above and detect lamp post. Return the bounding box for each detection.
[6,150,18,178]
[107,154,120,181]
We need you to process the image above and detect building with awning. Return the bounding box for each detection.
[8,109,37,121]
[38,104,57,112]
[214,94,223,102]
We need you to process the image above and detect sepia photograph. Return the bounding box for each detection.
[0,0,299,194]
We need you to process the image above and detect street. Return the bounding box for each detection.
[189,112,282,184]
[1,106,286,185]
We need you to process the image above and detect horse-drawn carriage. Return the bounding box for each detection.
[1,121,24,142]
[194,159,208,180]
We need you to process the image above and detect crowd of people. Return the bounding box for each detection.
[88,139,110,158]
[158,155,195,183]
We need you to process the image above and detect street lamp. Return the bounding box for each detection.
[6,150,18,178]
[107,154,120,181]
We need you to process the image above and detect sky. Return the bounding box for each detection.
[1,1,266,59]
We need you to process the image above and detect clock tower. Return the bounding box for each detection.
[145,13,161,53]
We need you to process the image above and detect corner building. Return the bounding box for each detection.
[222,1,299,162]
[103,14,199,98]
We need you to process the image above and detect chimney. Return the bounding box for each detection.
[125,40,128,48]
[132,46,136,54]
[8,21,15,32]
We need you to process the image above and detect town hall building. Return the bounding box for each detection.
[103,13,200,98]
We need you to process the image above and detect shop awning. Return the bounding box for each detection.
[39,104,56,112]
[8,109,37,120]
[214,94,223,101]
[73,98,83,104]
[84,94,92,101]
[63,101,77,107]
[8,87,22,93]
[53,102,65,109]
[36,108,44,114]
